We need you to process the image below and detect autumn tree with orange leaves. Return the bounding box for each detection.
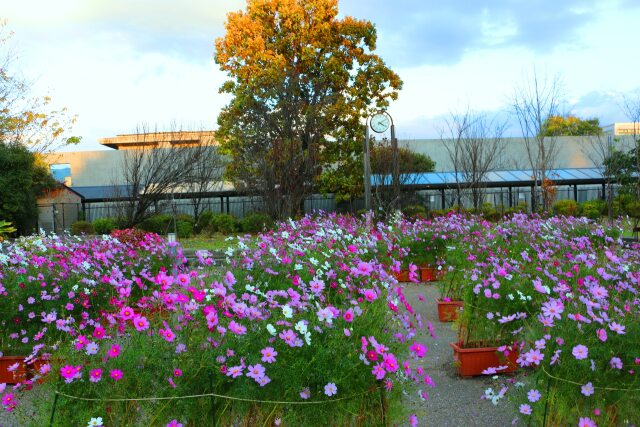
[215,0,402,218]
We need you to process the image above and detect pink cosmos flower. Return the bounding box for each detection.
[133,315,149,332]
[324,382,337,396]
[343,310,354,323]
[246,364,265,380]
[572,345,588,360]
[519,404,532,415]
[226,365,243,378]
[409,414,418,427]
[596,328,607,342]
[410,342,427,358]
[581,382,594,396]
[108,344,121,358]
[382,353,399,372]
[92,326,106,339]
[166,420,183,427]
[541,299,564,320]
[109,369,123,381]
[257,376,271,386]
[372,363,386,380]
[610,357,622,369]
[363,289,377,302]
[609,322,625,334]
[523,349,545,366]
[75,335,88,350]
[89,368,102,383]
[355,261,373,276]
[160,327,176,342]
[60,365,79,380]
[228,321,247,335]
[300,387,310,399]
[578,417,597,427]
[173,368,182,377]
[120,306,135,320]
[527,389,541,402]
[260,347,278,363]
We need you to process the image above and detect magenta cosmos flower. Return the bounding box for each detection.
[89,368,102,383]
[107,344,121,358]
[410,342,427,358]
[109,369,123,381]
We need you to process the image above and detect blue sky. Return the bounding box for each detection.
[4,0,640,150]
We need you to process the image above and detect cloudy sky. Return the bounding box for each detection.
[4,0,640,151]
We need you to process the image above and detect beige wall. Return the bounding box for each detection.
[44,136,637,188]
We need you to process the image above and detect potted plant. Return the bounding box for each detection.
[402,233,444,283]
[449,247,527,376]
[435,267,464,322]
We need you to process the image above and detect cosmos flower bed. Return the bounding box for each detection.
[0,215,430,426]
[374,213,640,425]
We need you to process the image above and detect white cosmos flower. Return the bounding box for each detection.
[266,324,277,336]
[87,417,103,427]
[282,305,293,318]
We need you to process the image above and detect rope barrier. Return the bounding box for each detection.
[53,386,380,405]
[541,365,640,392]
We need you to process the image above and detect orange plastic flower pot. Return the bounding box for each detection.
[0,356,28,384]
[420,266,437,282]
[436,299,463,322]
[394,270,411,282]
[449,341,519,377]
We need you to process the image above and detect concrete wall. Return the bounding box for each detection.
[44,136,637,187]
[402,135,636,172]
[45,150,124,186]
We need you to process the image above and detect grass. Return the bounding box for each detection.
[177,233,240,252]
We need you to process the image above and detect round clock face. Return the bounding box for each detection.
[370,113,390,133]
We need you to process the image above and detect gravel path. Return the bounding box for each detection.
[404,283,518,427]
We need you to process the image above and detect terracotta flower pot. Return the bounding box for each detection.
[449,341,519,377]
[436,299,463,322]
[0,356,28,384]
[420,266,437,282]
[394,270,411,282]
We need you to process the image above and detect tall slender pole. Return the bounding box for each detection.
[607,134,613,223]
[391,123,399,209]
[364,122,372,211]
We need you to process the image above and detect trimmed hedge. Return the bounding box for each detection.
[71,220,94,235]
[93,218,118,235]
[553,199,579,217]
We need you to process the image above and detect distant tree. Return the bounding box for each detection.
[512,69,564,211]
[185,144,227,224]
[0,142,56,234]
[605,92,640,227]
[214,0,402,218]
[370,139,435,212]
[112,126,223,228]
[441,110,507,211]
[541,115,603,136]
[0,21,79,154]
